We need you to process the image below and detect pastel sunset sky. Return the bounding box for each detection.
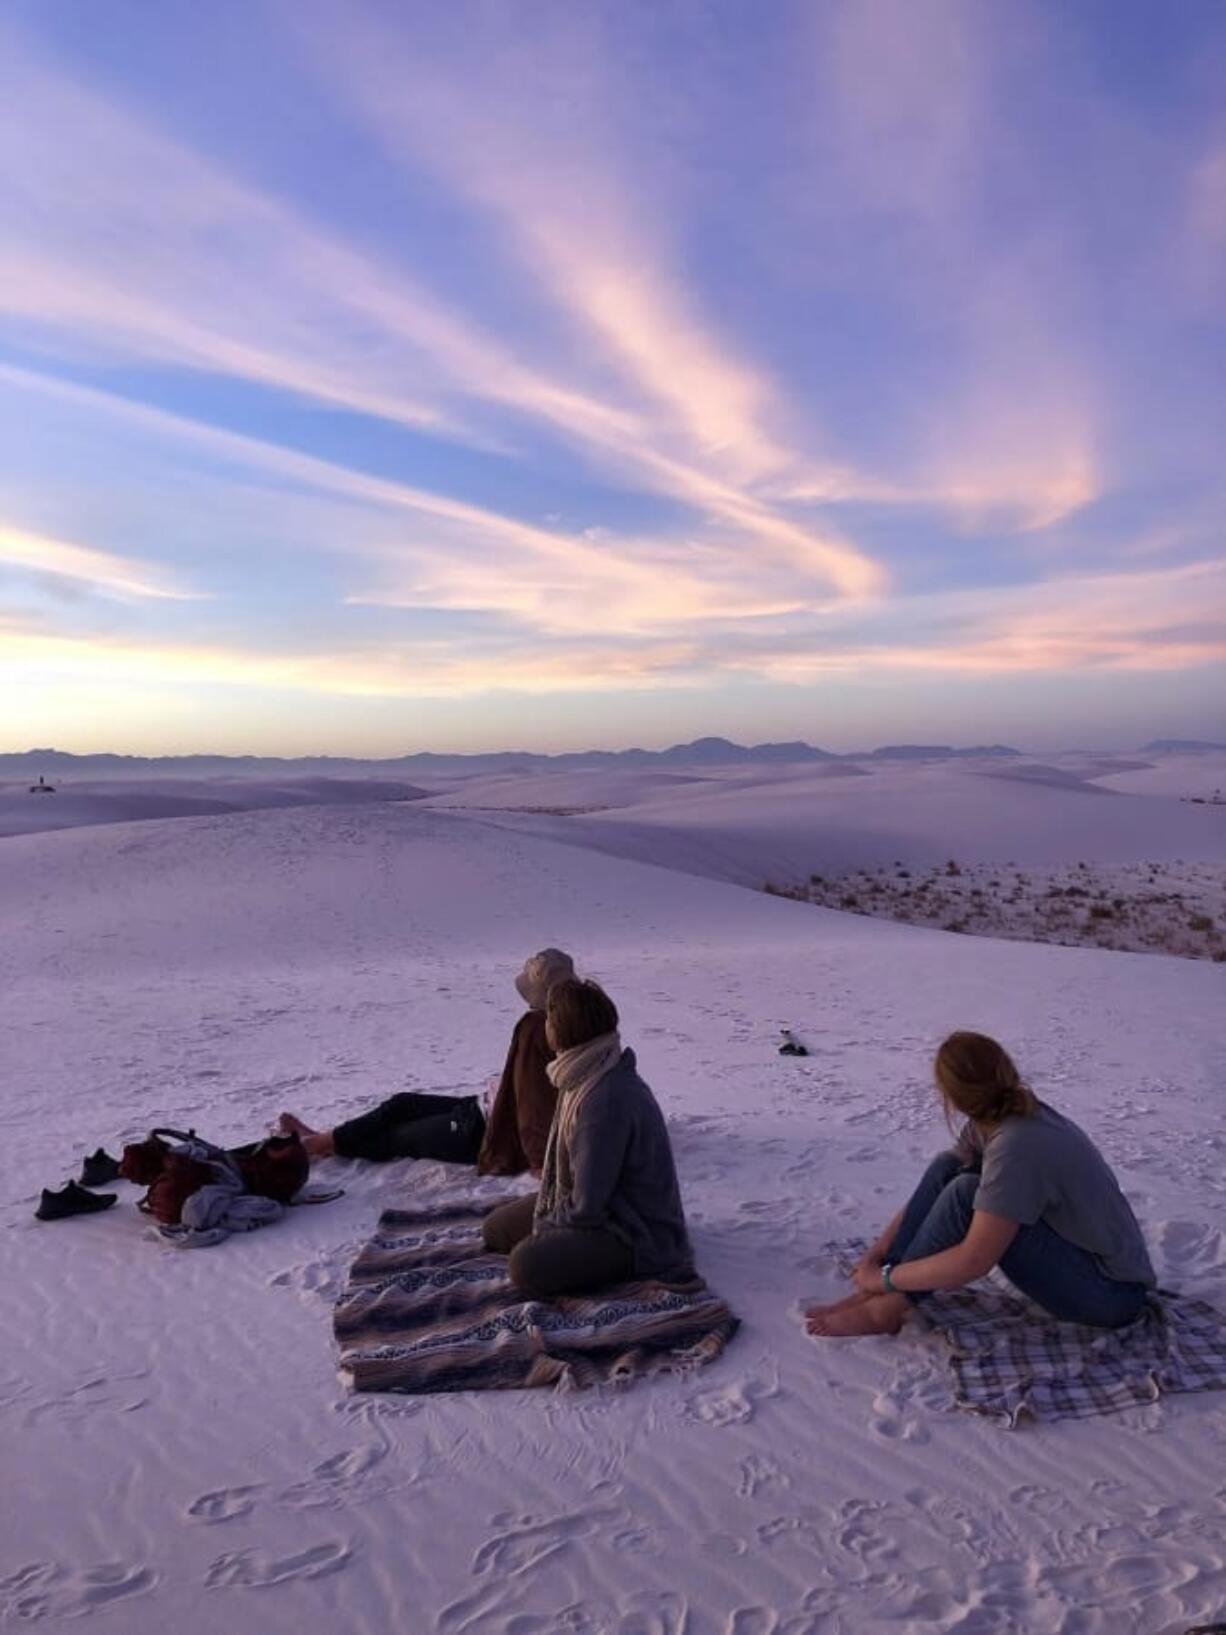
[3,0,1224,755]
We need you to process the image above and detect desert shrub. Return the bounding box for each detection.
[1089,904,1114,920]
[946,860,961,875]
[841,893,860,909]
[809,873,825,886]
[1190,915,1214,932]
[1213,950,1226,963]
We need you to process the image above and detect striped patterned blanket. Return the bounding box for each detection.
[334,1200,740,1394]
[919,1284,1226,1426]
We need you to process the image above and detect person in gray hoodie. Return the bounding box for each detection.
[482,978,694,1297]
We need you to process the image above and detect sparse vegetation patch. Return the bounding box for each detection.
[762,857,1226,962]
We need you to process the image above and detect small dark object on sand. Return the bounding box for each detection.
[79,1147,122,1188]
[779,1030,809,1057]
[1184,1623,1226,1633]
[35,1181,119,1221]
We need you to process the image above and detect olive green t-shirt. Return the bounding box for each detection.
[962,1101,1155,1287]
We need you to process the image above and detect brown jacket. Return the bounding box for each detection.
[476,1010,557,1176]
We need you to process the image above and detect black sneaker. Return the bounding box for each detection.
[35,1181,119,1221]
[79,1148,122,1188]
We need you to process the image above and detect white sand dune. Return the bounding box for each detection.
[434,755,1226,888]
[1090,751,1226,801]
[2,796,1225,1634]
[0,775,426,839]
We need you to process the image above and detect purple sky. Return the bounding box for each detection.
[2,1,1224,754]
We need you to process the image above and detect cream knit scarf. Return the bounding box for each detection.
[534,1031,624,1222]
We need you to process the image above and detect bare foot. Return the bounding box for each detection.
[807,1292,907,1338]
[278,1113,334,1161]
[804,1290,873,1334]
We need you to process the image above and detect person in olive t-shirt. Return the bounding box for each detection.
[806,1030,1154,1338]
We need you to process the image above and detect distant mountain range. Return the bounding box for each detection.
[2,737,1221,780]
[1,737,1025,779]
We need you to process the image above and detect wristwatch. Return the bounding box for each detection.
[881,1262,898,1293]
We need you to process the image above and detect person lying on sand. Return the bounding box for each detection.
[279,948,575,1177]
[482,977,694,1298]
[806,1030,1155,1338]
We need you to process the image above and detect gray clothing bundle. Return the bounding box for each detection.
[535,1048,694,1281]
[960,1101,1155,1287]
[155,1139,285,1249]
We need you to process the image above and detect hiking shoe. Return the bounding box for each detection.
[79,1148,122,1188]
[35,1181,119,1221]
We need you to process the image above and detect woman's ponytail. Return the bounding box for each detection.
[935,1032,1036,1124]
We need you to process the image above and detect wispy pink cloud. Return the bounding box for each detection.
[0,521,199,601]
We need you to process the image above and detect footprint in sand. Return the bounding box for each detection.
[204,1540,352,1589]
[269,1256,347,1303]
[0,1561,157,1621]
[469,1499,626,1579]
[443,1588,689,1635]
[1157,1219,1226,1278]
[186,1485,264,1524]
[684,1362,779,1428]
[736,1453,789,1499]
[279,1443,389,1509]
[24,1369,150,1426]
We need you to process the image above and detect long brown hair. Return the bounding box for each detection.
[546,979,619,1052]
[935,1031,1036,1125]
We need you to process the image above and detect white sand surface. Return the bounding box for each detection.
[2,799,1225,1633]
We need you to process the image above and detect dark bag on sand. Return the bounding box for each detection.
[119,1132,171,1186]
[229,1134,309,1205]
[143,1149,219,1225]
[121,1127,309,1224]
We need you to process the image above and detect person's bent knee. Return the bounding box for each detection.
[924,1151,968,1187]
[508,1239,557,1299]
[942,1172,980,1207]
[483,1204,528,1255]
[482,1217,517,1255]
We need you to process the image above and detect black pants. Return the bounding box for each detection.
[332,1092,485,1164]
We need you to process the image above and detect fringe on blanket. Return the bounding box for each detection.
[334,1201,739,1394]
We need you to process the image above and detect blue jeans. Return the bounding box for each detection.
[885,1152,1148,1329]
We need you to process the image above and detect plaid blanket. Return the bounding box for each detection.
[334,1200,739,1394]
[918,1284,1226,1426]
